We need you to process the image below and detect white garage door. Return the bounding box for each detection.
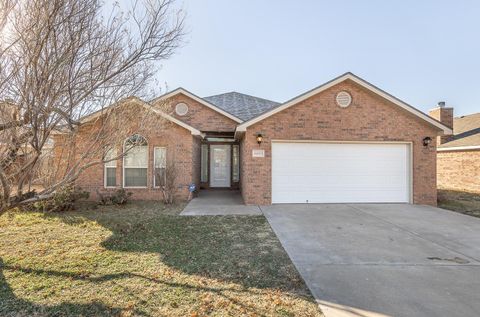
[271,142,411,203]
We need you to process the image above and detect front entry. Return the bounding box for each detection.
[210,144,231,187]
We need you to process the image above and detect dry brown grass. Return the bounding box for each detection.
[438,189,480,218]
[0,201,322,316]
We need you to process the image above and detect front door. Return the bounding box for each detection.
[210,144,231,187]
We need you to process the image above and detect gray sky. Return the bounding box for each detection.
[157,0,480,117]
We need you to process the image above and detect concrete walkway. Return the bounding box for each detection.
[263,204,480,317]
[181,190,262,216]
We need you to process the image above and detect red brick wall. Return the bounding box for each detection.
[153,94,238,132]
[437,150,480,193]
[240,79,439,206]
[55,120,196,202]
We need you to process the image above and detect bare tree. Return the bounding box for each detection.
[0,0,185,213]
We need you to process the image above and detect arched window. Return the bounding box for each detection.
[123,134,148,187]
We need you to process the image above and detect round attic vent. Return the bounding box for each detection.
[175,102,188,116]
[335,91,352,108]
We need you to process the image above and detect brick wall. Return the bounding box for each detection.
[153,94,238,132]
[54,118,196,202]
[437,150,480,193]
[240,79,439,206]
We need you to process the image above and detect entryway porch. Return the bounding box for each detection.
[181,190,262,216]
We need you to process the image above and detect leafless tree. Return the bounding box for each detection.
[0,0,185,214]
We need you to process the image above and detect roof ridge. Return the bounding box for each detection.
[203,91,280,104]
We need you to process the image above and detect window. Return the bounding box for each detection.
[154,147,166,187]
[201,144,208,182]
[232,145,239,182]
[104,148,117,188]
[123,134,148,187]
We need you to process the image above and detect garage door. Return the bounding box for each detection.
[271,142,410,203]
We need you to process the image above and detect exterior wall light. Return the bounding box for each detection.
[256,133,263,145]
[423,136,432,147]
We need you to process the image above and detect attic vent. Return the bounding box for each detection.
[175,102,189,116]
[336,91,352,108]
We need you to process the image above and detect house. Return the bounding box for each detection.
[430,104,480,193]
[53,73,452,205]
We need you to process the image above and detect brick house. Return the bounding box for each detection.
[53,73,452,205]
[429,103,480,193]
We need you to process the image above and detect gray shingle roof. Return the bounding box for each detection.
[203,92,280,121]
[439,112,480,148]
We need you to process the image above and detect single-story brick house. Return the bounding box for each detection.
[430,104,480,193]
[53,73,452,205]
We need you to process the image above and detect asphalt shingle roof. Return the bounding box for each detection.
[203,92,280,121]
[439,112,480,148]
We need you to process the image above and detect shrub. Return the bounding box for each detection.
[160,160,178,204]
[97,189,132,205]
[32,186,89,212]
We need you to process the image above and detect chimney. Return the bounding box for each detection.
[429,101,453,145]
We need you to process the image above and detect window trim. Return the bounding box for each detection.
[104,148,117,188]
[153,146,167,188]
[122,135,149,189]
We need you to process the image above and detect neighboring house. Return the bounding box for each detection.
[430,104,480,193]
[53,73,452,205]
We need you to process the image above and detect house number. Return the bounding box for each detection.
[252,149,265,158]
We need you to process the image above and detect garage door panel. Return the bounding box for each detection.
[272,142,410,203]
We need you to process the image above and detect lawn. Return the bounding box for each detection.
[438,189,480,218]
[0,201,322,317]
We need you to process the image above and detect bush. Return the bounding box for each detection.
[32,186,89,212]
[97,189,132,205]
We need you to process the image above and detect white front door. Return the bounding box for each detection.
[210,144,231,187]
[271,142,411,203]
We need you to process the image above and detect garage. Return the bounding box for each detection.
[271,142,411,203]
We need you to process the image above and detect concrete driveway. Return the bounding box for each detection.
[262,204,480,317]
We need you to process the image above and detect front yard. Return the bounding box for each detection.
[0,202,322,317]
[438,189,480,218]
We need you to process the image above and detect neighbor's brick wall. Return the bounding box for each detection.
[241,79,439,206]
[153,94,238,132]
[54,118,196,202]
[437,150,480,193]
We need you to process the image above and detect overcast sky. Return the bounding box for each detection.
[156,0,479,117]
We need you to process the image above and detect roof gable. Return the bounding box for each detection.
[236,73,453,135]
[151,88,243,123]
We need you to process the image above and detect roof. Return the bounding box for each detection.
[203,92,280,121]
[236,72,453,135]
[438,112,480,150]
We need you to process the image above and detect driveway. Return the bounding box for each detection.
[262,204,480,317]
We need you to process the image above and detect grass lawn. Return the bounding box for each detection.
[0,201,322,317]
[438,189,480,218]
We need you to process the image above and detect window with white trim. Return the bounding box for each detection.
[123,134,148,187]
[154,147,166,187]
[104,148,117,188]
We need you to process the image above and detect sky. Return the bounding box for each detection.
[156,0,480,116]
